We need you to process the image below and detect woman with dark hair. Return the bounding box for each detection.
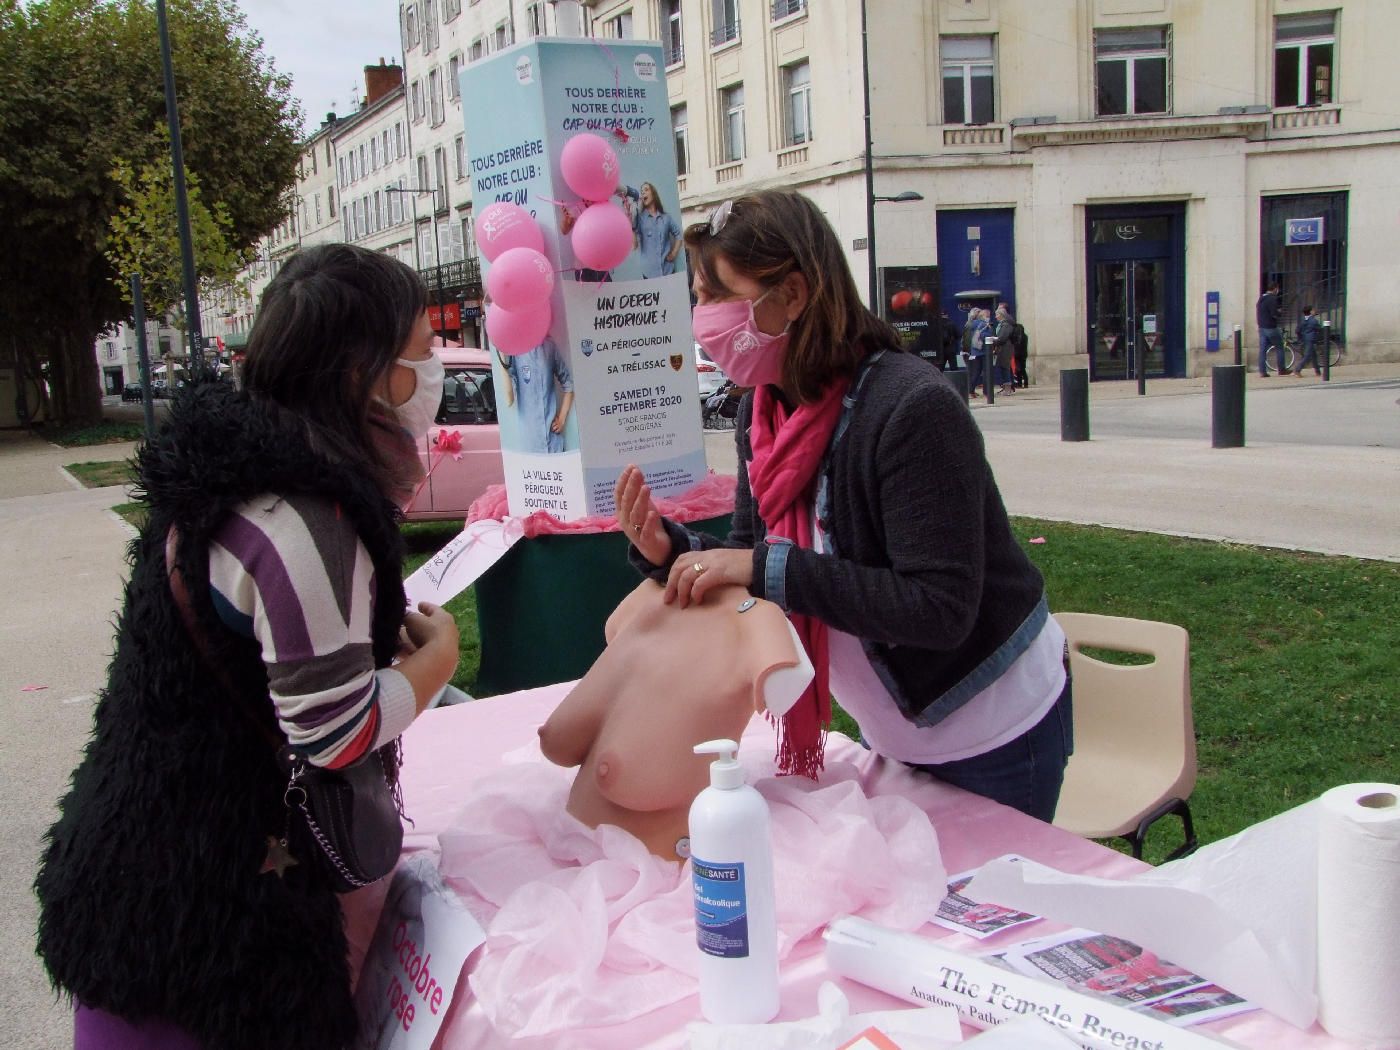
[35,244,460,1049]
[616,190,1071,821]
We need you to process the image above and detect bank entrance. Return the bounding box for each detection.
[1085,203,1186,380]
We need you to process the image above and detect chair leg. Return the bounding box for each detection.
[1124,798,1198,861]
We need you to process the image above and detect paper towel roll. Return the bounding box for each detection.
[1316,783,1400,1047]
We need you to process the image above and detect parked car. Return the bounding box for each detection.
[121,383,143,402]
[401,347,506,521]
[695,343,728,400]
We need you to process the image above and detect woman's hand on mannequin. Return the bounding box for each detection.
[664,547,753,608]
[615,464,671,566]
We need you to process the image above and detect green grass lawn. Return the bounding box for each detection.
[1013,518,1397,860]
[65,459,136,489]
[40,420,147,446]
[408,517,1397,863]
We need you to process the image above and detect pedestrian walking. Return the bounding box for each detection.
[1294,305,1323,377]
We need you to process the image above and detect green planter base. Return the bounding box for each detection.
[473,514,732,696]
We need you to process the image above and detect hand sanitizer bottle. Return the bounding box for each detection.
[688,738,779,1024]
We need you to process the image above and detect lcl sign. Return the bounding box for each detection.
[1285,217,1325,245]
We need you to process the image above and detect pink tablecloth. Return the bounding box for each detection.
[341,684,1350,1049]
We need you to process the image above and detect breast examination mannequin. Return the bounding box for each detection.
[538,579,814,860]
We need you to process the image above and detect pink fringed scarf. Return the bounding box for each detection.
[748,380,849,778]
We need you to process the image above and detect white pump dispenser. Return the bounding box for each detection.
[688,738,780,1024]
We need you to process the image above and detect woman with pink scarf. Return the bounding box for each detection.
[615,191,1071,822]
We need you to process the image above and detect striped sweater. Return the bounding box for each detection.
[208,493,417,769]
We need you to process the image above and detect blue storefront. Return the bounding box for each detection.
[936,208,1017,320]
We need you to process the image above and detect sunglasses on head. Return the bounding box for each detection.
[687,198,737,240]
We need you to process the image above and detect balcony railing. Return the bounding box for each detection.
[776,144,809,168]
[771,0,805,20]
[716,161,744,183]
[1272,105,1341,130]
[943,125,1006,147]
[422,258,482,296]
[710,19,739,47]
[665,42,684,66]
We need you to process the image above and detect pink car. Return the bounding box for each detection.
[402,347,506,521]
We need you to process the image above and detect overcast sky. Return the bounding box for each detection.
[236,0,402,133]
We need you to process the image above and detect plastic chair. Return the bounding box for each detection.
[1053,613,1198,861]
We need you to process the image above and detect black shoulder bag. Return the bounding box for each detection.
[166,527,405,892]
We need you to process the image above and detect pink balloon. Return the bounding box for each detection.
[486,302,552,355]
[560,133,620,202]
[475,201,545,263]
[485,247,555,312]
[570,202,633,272]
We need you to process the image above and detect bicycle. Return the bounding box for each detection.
[1280,332,1343,374]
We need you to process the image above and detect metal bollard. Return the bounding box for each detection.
[1322,319,1331,383]
[1233,324,1242,367]
[1060,368,1089,441]
[984,337,996,405]
[1212,365,1246,448]
[946,368,970,402]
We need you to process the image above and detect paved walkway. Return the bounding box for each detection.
[0,428,139,1048]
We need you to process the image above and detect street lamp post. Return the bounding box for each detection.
[387,184,448,344]
[156,0,205,379]
[860,0,924,309]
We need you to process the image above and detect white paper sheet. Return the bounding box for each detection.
[402,517,523,609]
[965,801,1323,1029]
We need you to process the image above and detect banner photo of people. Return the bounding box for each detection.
[460,38,705,521]
[880,265,942,364]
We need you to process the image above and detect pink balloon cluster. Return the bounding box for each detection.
[560,133,632,273]
[476,201,552,355]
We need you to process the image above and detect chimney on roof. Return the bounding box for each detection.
[363,58,403,108]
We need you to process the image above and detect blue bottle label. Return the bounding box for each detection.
[692,858,749,959]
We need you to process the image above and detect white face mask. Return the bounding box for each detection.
[392,353,445,439]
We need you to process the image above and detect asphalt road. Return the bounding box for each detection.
[972,376,1400,449]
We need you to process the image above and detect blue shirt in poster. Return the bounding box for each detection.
[635,207,682,279]
[505,338,573,454]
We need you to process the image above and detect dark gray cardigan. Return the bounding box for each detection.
[635,350,1047,727]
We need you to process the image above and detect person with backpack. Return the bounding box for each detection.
[999,301,1029,388]
[964,308,991,396]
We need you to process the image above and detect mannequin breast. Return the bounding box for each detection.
[538,580,811,859]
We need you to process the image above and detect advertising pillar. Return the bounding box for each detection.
[460,39,703,521]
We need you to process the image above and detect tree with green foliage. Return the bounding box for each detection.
[0,0,302,425]
[106,157,250,322]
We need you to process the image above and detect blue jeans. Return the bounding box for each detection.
[907,676,1074,823]
[1258,328,1284,375]
[967,356,985,392]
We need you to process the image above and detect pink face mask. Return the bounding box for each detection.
[691,289,790,387]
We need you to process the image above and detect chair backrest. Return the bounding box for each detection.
[1054,613,1196,837]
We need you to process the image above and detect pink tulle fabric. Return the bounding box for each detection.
[465,473,738,537]
[435,739,944,1039]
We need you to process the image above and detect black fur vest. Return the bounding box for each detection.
[35,381,408,1049]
